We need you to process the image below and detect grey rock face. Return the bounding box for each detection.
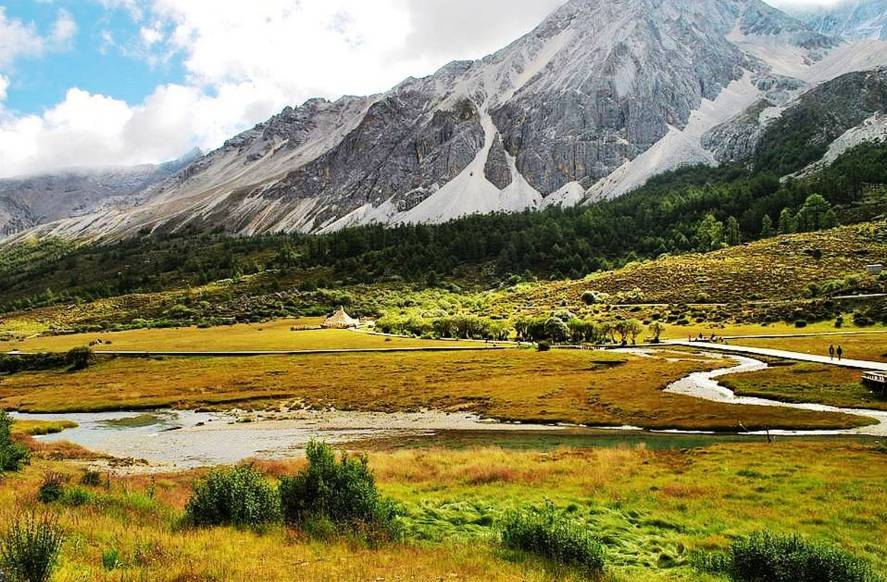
[706,67,887,170]
[794,0,887,41]
[9,0,874,242]
[484,135,513,190]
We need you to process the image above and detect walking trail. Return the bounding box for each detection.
[667,341,887,372]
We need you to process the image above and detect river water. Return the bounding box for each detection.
[13,352,885,471]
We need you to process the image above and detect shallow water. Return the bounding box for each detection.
[663,353,887,436]
[12,351,884,470]
[11,409,564,470]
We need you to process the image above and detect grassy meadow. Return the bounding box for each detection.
[0,348,872,431]
[733,332,887,362]
[2,318,464,353]
[2,436,885,581]
[722,361,887,411]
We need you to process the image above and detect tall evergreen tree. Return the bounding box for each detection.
[726,216,741,246]
[761,214,774,238]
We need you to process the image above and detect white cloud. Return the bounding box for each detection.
[0,75,9,103]
[0,8,46,69]
[51,9,78,46]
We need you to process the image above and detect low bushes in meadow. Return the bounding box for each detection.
[0,513,65,582]
[278,440,401,542]
[696,530,881,582]
[501,503,605,578]
[185,465,280,529]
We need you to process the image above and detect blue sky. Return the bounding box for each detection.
[0,0,845,178]
[2,1,185,115]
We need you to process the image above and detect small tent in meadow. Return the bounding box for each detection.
[322,306,358,329]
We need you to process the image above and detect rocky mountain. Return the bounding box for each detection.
[794,0,887,41]
[0,149,201,238]
[704,66,887,171]
[9,0,887,242]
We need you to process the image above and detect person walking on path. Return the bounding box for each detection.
[829,345,836,361]
[837,345,844,361]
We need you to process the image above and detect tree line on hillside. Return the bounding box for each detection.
[0,142,885,313]
[374,312,667,345]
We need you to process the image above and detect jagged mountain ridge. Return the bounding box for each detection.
[8,0,887,242]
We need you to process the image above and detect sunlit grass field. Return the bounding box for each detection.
[732,332,887,362]
[0,349,869,430]
[4,437,885,581]
[1,318,469,353]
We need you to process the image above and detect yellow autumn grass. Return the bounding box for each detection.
[0,349,868,430]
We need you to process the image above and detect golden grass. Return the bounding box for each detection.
[11,419,78,436]
[661,321,887,340]
[508,223,887,307]
[1,440,884,580]
[3,319,462,353]
[722,361,887,411]
[734,332,887,363]
[0,349,869,430]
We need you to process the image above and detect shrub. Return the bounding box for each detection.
[185,465,280,529]
[62,487,92,507]
[37,474,66,504]
[65,346,93,371]
[101,547,121,571]
[80,470,102,487]
[0,513,65,582]
[278,441,400,541]
[536,341,551,352]
[0,411,29,472]
[501,503,605,578]
[698,530,879,582]
[794,319,808,329]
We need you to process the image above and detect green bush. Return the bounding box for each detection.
[37,474,66,504]
[501,503,605,578]
[278,441,400,541]
[80,470,102,487]
[536,341,551,352]
[699,530,880,582]
[0,411,29,472]
[185,465,280,529]
[0,513,65,582]
[64,347,93,371]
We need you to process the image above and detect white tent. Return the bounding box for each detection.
[322,306,358,329]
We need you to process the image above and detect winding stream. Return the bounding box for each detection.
[13,352,885,471]
[663,354,887,437]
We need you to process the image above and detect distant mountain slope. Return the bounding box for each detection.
[0,149,200,237]
[794,0,887,40]
[8,0,887,242]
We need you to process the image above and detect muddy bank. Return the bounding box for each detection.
[12,409,565,472]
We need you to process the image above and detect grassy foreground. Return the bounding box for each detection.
[0,349,870,431]
[3,438,885,581]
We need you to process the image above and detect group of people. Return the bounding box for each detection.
[689,332,727,344]
[829,344,845,361]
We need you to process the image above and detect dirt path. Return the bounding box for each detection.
[7,345,514,358]
[668,341,887,371]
